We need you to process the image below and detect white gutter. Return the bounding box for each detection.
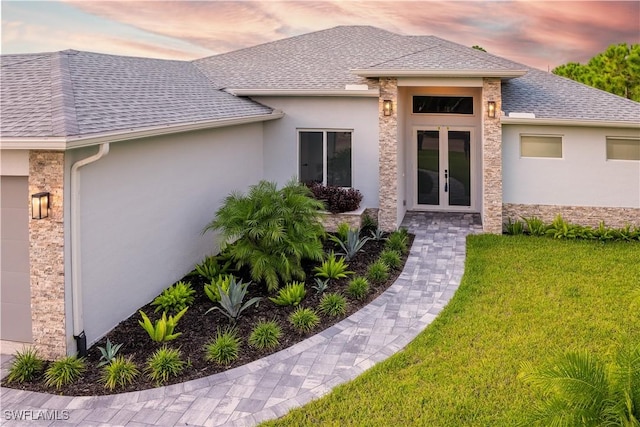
[225,88,380,97]
[70,143,110,354]
[501,117,640,130]
[0,111,284,150]
[351,69,528,79]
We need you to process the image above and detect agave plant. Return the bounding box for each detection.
[205,277,261,324]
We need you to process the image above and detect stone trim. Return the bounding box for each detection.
[503,203,640,229]
[29,151,67,359]
[481,78,503,234]
[378,78,399,232]
[319,207,365,232]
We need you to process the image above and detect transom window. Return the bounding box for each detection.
[413,96,474,114]
[606,137,640,161]
[299,130,352,187]
[520,135,563,158]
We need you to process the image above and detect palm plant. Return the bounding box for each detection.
[204,180,325,292]
[519,345,640,426]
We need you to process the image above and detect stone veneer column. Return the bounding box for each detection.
[378,78,399,232]
[29,151,67,359]
[482,78,503,234]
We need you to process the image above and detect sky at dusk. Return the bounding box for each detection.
[1,0,639,71]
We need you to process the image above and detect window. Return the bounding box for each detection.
[299,130,352,187]
[520,135,562,158]
[606,137,640,161]
[413,96,473,114]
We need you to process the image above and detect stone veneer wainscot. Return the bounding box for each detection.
[503,203,640,229]
[29,151,67,359]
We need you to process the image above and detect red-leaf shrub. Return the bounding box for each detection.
[307,183,363,213]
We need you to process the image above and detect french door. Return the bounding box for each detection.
[415,127,474,209]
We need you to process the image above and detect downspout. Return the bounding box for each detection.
[70,143,109,357]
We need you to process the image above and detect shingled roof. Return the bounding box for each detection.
[2,25,638,142]
[0,50,274,139]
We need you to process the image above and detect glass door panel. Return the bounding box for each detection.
[447,130,471,206]
[417,130,440,205]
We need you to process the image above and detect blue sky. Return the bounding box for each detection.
[2,1,639,70]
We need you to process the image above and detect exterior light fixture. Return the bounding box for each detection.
[31,192,50,219]
[487,101,496,118]
[383,99,393,116]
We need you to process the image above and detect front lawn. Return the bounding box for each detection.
[263,235,640,426]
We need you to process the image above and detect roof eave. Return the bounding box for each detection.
[226,88,380,97]
[0,112,284,150]
[352,69,527,79]
[501,116,640,129]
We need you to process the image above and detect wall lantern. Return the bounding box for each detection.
[383,99,393,116]
[487,101,496,118]
[31,192,50,219]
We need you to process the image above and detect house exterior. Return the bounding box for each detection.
[1,26,638,359]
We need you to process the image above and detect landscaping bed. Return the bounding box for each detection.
[3,233,413,397]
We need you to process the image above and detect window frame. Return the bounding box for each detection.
[605,136,640,161]
[519,134,564,159]
[298,129,354,187]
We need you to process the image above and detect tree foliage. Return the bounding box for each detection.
[205,180,325,292]
[519,344,640,426]
[553,43,640,101]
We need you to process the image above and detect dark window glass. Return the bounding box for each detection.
[299,132,323,184]
[413,96,473,114]
[327,132,352,187]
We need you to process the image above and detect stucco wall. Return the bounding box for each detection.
[63,124,264,347]
[255,96,379,209]
[1,150,29,176]
[502,125,640,208]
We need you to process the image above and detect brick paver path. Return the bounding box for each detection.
[0,212,481,426]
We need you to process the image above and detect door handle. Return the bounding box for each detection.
[444,169,448,192]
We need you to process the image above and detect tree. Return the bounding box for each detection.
[553,43,640,101]
[472,45,487,52]
[204,180,325,292]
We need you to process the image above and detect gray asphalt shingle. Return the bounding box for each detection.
[1,50,273,138]
[2,25,638,140]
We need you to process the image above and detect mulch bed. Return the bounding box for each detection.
[3,234,413,396]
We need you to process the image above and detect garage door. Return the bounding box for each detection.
[1,176,32,342]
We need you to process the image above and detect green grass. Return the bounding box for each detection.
[262,235,640,426]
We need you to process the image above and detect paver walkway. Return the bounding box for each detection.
[0,212,482,426]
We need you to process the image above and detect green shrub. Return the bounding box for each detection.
[314,252,353,280]
[139,307,188,342]
[6,347,43,383]
[346,277,370,300]
[193,255,233,281]
[289,307,320,333]
[504,218,525,235]
[204,180,325,292]
[312,278,329,295]
[44,356,85,389]
[205,328,241,365]
[330,228,370,261]
[102,356,138,390]
[151,281,195,313]
[519,344,640,426]
[204,274,234,303]
[367,260,390,284]
[146,346,185,385]
[97,338,123,367]
[319,293,347,317]
[522,216,546,236]
[336,222,351,243]
[385,231,409,254]
[593,221,616,242]
[205,277,261,324]
[269,281,306,306]
[361,213,378,233]
[379,249,402,270]
[248,321,282,350]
